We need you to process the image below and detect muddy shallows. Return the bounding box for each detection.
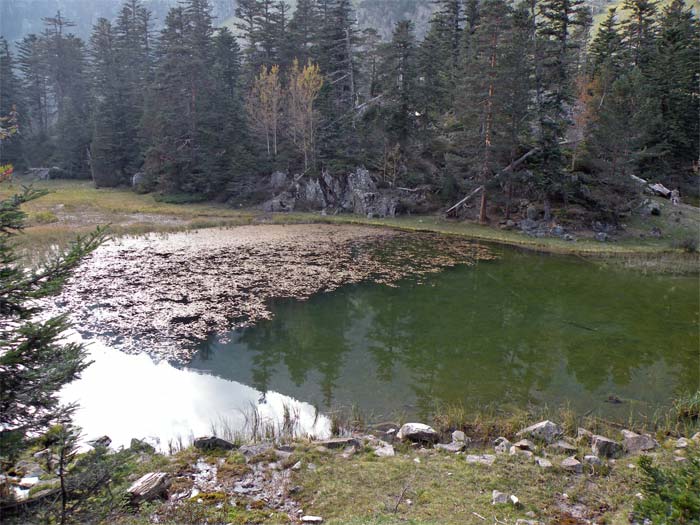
[58,224,494,362]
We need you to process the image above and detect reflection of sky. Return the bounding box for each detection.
[60,333,330,450]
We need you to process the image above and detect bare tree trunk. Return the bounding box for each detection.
[479,29,498,225]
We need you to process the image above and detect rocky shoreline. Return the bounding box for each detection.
[7,419,698,524]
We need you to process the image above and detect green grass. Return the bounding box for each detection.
[2,178,698,273]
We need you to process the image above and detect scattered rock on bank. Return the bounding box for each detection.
[373,442,395,457]
[583,455,601,466]
[465,454,496,466]
[397,423,439,443]
[591,435,623,458]
[436,441,465,453]
[561,457,583,474]
[314,437,361,450]
[621,430,658,454]
[516,420,562,444]
[548,440,577,454]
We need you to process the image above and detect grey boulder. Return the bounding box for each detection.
[516,420,562,444]
[396,423,439,443]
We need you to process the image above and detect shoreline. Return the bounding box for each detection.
[4,179,698,275]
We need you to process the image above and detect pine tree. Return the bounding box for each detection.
[316,0,359,162]
[144,0,247,195]
[0,38,24,170]
[456,0,513,222]
[0,180,106,462]
[644,0,699,175]
[382,20,418,146]
[532,0,587,217]
[416,0,463,121]
[289,0,320,65]
[590,8,623,80]
[588,68,655,181]
[16,34,51,165]
[114,0,154,176]
[620,0,658,68]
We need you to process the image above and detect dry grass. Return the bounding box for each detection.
[295,443,657,524]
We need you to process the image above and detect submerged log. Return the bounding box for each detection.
[127,472,170,502]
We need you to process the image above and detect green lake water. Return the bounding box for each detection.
[188,244,700,422]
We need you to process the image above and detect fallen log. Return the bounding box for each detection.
[445,186,483,216]
[127,472,170,502]
[649,182,672,198]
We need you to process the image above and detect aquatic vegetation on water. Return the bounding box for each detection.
[56,224,494,362]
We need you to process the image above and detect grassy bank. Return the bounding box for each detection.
[6,403,699,525]
[2,178,698,273]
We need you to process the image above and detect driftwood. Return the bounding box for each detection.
[127,472,170,502]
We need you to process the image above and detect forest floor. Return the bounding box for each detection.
[2,178,698,273]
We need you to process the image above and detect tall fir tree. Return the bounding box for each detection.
[532,0,587,216]
[644,0,699,176]
[0,38,24,169]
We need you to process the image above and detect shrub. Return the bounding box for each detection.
[632,452,700,524]
[30,210,58,224]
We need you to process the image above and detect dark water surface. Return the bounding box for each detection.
[64,240,699,448]
[188,245,699,422]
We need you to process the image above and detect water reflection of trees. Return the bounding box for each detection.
[193,253,699,416]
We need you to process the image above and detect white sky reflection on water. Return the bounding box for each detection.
[60,333,330,450]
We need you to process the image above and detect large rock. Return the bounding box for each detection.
[621,430,658,454]
[262,191,296,212]
[300,178,328,209]
[193,436,236,451]
[591,435,623,458]
[516,421,562,444]
[270,171,288,190]
[396,423,438,443]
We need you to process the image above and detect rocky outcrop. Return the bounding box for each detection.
[262,167,434,217]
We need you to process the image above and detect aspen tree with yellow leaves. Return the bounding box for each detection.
[247,64,282,158]
[287,59,323,171]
